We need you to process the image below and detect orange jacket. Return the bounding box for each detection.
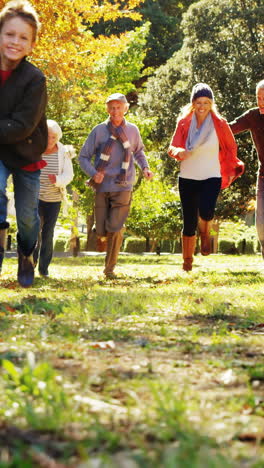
[168,112,245,189]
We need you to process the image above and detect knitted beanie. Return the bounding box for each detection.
[190,83,214,102]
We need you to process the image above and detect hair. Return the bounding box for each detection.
[0,0,40,42]
[47,119,62,142]
[256,80,264,93]
[177,100,221,123]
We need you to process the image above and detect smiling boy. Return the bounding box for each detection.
[0,0,48,287]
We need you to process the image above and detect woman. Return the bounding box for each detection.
[168,83,244,271]
[34,120,75,277]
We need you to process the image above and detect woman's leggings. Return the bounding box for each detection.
[179,177,221,236]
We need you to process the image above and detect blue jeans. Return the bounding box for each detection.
[0,161,40,255]
[256,176,264,256]
[179,177,222,236]
[36,200,61,275]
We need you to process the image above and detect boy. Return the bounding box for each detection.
[0,0,48,287]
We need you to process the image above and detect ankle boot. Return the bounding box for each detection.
[0,223,9,274]
[182,235,196,271]
[198,217,212,256]
[17,247,35,288]
[96,235,107,252]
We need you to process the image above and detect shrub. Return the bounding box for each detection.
[79,237,87,251]
[236,237,257,254]
[160,239,173,253]
[218,220,258,255]
[123,236,146,253]
[54,237,67,252]
[218,239,238,254]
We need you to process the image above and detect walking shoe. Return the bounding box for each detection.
[39,271,49,278]
[104,272,118,280]
[17,250,35,288]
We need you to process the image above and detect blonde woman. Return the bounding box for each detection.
[168,83,244,271]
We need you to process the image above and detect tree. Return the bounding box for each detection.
[61,22,151,216]
[0,0,143,106]
[139,0,264,217]
[126,154,182,250]
[92,0,197,71]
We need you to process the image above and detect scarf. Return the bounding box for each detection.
[88,119,131,189]
[186,113,214,152]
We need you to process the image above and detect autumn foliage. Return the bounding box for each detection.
[0,0,142,98]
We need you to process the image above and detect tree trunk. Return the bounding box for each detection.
[86,208,97,251]
[70,190,80,257]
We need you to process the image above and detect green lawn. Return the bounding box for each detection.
[0,253,264,467]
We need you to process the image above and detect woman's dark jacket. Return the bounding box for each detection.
[0,58,48,169]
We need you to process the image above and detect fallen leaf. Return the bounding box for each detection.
[0,303,16,313]
[89,340,115,350]
[236,432,264,442]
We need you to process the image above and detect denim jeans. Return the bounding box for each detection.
[35,200,61,275]
[256,176,264,256]
[0,161,40,255]
[179,177,222,236]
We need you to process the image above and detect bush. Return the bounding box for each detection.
[218,220,258,255]
[79,237,87,251]
[123,236,146,253]
[160,239,173,253]
[218,239,238,254]
[236,237,257,254]
[173,238,182,253]
[54,237,67,252]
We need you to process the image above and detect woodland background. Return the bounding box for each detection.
[1,3,264,466]
[4,0,264,250]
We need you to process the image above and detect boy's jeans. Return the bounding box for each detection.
[0,160,40,256]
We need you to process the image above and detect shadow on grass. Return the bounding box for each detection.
[0,420,234,468]
[52,253,180,267]
[184,310,259,331]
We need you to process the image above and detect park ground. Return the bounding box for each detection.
[0,252,264,467]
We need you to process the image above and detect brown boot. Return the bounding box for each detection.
[104,230,124,278]
[96,235,107,252]
[182,235,196,271]
[198,217,212,256]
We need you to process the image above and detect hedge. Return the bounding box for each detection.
[123,236,146,253]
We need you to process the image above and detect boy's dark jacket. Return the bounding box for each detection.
[0,57,48,169]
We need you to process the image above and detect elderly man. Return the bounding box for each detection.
[79,93,153,278]
[229,80,264,256]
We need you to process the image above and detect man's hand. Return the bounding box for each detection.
[93,171,104,184]
[143,168,154,180]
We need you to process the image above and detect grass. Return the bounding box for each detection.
[0,252,264,467]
